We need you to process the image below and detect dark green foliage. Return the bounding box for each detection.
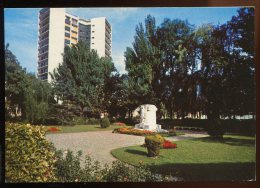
[205,119,225,139]
[125,8,255,123]
[145,134,165,157]
[86,118,100,125]
[5,44,29,121]
[105,73,129,119]
[103,160,161,182]
[55,149,165,182]
[5,44,53,124]
[5,123,57,182]
[51,41,116,117]
[159,119,255,135]
[100,117,110,128]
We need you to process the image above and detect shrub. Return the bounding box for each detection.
[55,149,165,182]
[87,118,100,125]
[113,127,154,136]
[5,122,57,182]
[145,134,165,157]
[206,119,225,139]
[72,116,87,125]
[55,150,103,182]
[100,117,110,128]
[103,160,160,182]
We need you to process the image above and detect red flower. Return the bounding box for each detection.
[163,140,177,149]
[47,127,60,132]
[116,122,126,126]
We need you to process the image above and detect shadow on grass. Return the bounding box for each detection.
[125,149,147,156]
[197,137,255,147]
[148,162,255,181]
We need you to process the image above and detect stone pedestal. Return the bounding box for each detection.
[134,104,167,133]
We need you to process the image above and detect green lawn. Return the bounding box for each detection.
[111,135,255,181]
[45,124,132,134]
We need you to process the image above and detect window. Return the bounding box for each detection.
[65,26,70,31]
[72,30,77,34]
[65,39,70,44]
[92,37,94,39]
[72,19,78,26]
[71,37,77,40]
[65,32,70,37]
[65,19,70,25]
[92,30,95,33]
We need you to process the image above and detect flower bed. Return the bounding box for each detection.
[47,127,61,132]
[114,122,126,126]
[113,127,154,136]
[162,140,177,149]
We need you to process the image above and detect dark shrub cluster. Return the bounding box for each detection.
[100,117,110,128]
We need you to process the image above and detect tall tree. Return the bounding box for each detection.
[51,41,115,117]
[5,44,29,120]
[125,16,196,119]
[5,44,53,123]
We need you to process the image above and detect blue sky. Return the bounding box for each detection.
[5,7,239,74]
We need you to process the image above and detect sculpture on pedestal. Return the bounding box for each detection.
[134,104,168,132]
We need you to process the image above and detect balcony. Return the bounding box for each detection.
[39,18,49,28]
[38,50,48,57]
[39,24,49,35]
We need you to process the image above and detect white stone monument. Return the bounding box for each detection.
[134,104,168,132]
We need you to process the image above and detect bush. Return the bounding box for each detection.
[5,122,57,182]
[55,150,104,182]
[206,119,225,139]
[113,127,154,136]
[145,134,165,157]
[100,117,110,128]
[71,116,87,125]
[55,149,165,182]
[86,118,100,125]
[104,160,160,182]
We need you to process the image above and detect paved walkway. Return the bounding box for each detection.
[46,130,207,166]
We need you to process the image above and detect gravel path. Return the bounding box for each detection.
[46,130,207,166]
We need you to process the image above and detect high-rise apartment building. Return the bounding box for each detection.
[37,8,112,82]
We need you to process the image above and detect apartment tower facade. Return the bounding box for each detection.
[37,8,112,82]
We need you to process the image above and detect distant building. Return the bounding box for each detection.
[37,8,112,82]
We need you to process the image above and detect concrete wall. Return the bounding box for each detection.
[90,17,106,57]
[48,8,65,83]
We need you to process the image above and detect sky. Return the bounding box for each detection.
[4,7,240,74]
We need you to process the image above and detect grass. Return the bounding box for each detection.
[111,135,255,181]
[45,124,132,134]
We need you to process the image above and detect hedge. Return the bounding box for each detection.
[5,122,57,182]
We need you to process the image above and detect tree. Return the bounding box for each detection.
[24,74,53,124]
[105,73,129,119]
[51,41,115,117]
[125,16,196,119]
[5,44,29,120]
[5,44,54,124]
